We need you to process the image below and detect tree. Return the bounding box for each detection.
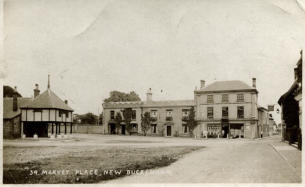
[114,112,123,133]
[78,112,98,124]
[184,107,197,137]
[3,85,22,97]
[122,108,133,134]
[141,112,152,136]
[104,91,141,103]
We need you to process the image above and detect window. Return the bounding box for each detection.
[222,94,229,103]
[151,110,157,117]
[237,94,244,102]
[237,106,244,119]
[166,109,173,121]
[166,110,173,117]
[207,107,213,119]
[151,124,157,133]
[182,109,189,116]
[222,107,228,118]
[207,95,214,103]
[132,110,136,120]
[110,111,115,119]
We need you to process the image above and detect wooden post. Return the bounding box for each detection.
[70,123,73,134]
[55,123,58,135]
[65,123,67,134]
[52,123,54,134]
[59,123,61,134]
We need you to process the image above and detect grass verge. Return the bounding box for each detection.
[3,146,203,183]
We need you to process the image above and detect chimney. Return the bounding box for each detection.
[65,100,68,104]
[13,86,18,111]
[252,78,256,88]
[146,88,152,102]
[200,80,205,89]
[34,84,40,98]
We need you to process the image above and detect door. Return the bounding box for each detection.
[110,124,116,134]
[167,126,171,136]
[121,125,126,135]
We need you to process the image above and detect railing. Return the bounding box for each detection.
[182,116,189,121]
[150,116,158,122]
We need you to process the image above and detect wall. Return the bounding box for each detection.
[3,116,21,139]
[48,124,104,134]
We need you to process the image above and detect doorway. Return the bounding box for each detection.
[223,126,229,138]
[121,125,126,135]
[110,124,116,134]
[167,126,171,136]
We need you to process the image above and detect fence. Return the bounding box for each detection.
[73,124,104,134]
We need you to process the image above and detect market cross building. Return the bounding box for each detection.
[20,77,73,138]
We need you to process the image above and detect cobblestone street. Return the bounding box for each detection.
[107,135,301,183]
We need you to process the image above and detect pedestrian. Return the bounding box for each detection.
[261,130,263,138]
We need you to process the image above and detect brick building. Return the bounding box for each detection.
[3,88,31,139]
[103,78,266,139]
[193,79,259,139]
[102,89,194,137]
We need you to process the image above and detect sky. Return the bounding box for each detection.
[2,0,305,123]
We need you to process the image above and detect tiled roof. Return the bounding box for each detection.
[197,80,257,93]
[144,100,194,107]
[103,100,194,109]
[3,97,32,119]
[21,89,73,111]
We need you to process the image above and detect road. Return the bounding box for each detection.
[107,135,301,183]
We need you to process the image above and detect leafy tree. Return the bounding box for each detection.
[185,107,197,137]
[122,108,133,134]
[79,112,98,124]
[114,112,123,133]
[141,112,152,136]
[104,91,141,103]
[3,85,22,97]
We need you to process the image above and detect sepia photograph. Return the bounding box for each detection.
[1,0,304,185]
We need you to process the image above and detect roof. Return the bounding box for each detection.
[3,97,32,119]
[196,80,257,93]
[144,100,194,107]
[21,89,73,111]
[278,80,298,105]
[258,105,267,111]
[103,100,194,109]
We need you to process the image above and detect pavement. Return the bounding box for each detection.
[106,135,302,183]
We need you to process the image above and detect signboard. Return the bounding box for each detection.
[268,105,274,111]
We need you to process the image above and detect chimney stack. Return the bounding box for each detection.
[34,84,40,98]
[13,86,18,111]
[200,80,205,89]
[65,100,68,104]
[146,88,152,102]
[252,78,256,88]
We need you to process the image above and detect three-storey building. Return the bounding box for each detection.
[193,79,259,138]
